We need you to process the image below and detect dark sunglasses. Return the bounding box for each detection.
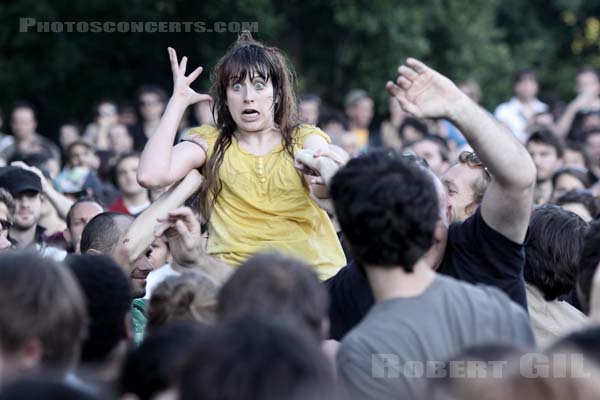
[459,151,491,178]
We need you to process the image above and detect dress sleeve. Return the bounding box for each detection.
[295,124,332,148]
[181,125,220,157]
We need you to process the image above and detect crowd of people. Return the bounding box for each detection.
[0,32,600,399]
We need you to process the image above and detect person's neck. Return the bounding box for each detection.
[123,191,149,208]
[16,132,36,144]
[10,225,38,248]
[350,121,367,131]
[366,259,436,303]
[235,126,281,153]
[516,96,535,106]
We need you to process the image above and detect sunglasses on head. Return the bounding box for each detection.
[459,151,491,178]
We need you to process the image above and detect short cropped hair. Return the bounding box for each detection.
[179,314,335,400]
[65,196,104,230]
[527,129,564,158]
[66,254,132,364]
[218,252,329,340]
[0,251,87,369]
[80,212,131,254]
[576,220,600,314]
[524,205,589,300]
[331,150,438,271]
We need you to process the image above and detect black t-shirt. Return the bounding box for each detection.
[326,207,527,340]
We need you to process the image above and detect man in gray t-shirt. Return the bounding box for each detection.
[337,275,534,399]
[325,58,537,400]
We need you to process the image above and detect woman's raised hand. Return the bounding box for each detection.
[168,47,212,106]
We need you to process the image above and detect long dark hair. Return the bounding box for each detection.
[200,32,300,219]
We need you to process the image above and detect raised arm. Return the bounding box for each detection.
[387,58,536,243]
[119,169,204,264]
[137,47,213,189]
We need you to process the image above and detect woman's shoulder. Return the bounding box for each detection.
[185,124,220,141]
[292,124,331,144]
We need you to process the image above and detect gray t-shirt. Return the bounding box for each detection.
[337,275,535,400]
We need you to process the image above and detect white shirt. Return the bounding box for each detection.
[494,97,548,143]
[144,263,181,299]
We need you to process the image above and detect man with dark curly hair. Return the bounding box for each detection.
[329,150,534,400]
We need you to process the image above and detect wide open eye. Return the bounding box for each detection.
[254,81,265,90]
[232,83,243,91]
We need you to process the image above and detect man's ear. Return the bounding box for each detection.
[85,248,101,255]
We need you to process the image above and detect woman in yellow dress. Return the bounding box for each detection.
[137,33,345,279]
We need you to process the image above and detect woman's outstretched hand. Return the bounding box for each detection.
[168,47,213,106]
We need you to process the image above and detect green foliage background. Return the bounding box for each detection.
[1,0,600,138]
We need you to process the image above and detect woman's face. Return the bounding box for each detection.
[226,74,276,134]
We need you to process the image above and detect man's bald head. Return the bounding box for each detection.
[80,212,133,255]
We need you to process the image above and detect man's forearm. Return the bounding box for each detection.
[174,253,233,285]
[122,170,204,263]
[448,96,536,189]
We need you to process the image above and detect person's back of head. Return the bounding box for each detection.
[524,205,589,301]
[80,212,130,255]
[576,220,600,314]
[330,150,438,272]
[0,251,87,382]
[66,254,133,366]
[218,251,329,340]
[550,325,600,367]
[120,322,205,400]
[147,272,218,332]
[178,314,335,400]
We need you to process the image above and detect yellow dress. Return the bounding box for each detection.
[185,124,346,279]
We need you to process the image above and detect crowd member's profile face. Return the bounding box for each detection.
[527,141,562,181]
[552,173,586,201]
[576,71,600,95]
[67,202,103,253]
[13,191,41,230]
[226,75,276,134]
[11,108,36,140]
[116,156,145,196]
[112,215,153,298]
[441,164,482,223]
